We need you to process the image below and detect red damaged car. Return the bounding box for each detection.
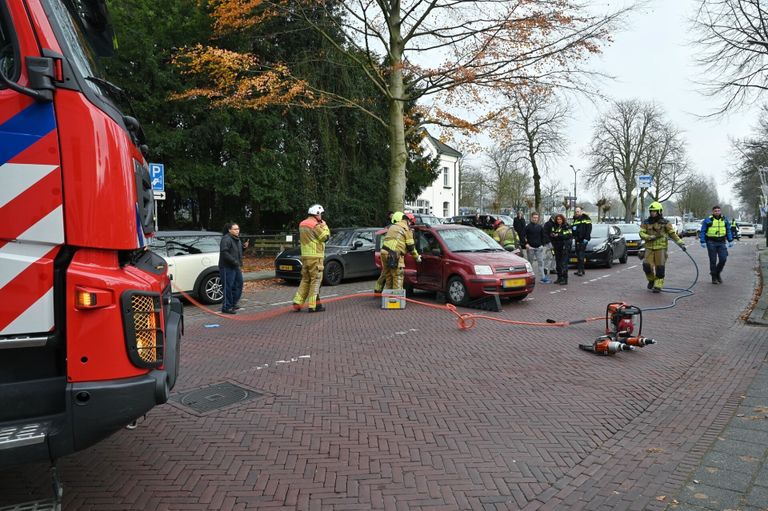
[376,224,535,305]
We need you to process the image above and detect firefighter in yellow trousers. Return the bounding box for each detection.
[292,204,331,312]
[639,201,686,293]
[380,212,421,290]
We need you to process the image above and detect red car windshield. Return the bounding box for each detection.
[438,228,503,252]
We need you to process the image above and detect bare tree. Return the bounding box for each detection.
[586,100,661,222]
[483,146,531,212]
[693,0,768,114]
[494,90,569,211]
[640,121,692,203]
[181,1,632,211]
[677,175,721,218]
[458,166,486,212]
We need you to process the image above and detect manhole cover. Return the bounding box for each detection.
[170,382,263,413]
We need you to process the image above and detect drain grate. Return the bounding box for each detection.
[170,382,263,413]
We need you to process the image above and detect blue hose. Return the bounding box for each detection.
[640,246,699,312]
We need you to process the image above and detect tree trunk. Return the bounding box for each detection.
[387,23,407,213]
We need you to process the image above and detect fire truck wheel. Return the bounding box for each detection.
[197,272,224,304]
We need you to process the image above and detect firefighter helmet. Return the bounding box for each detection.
[391,211,404,223]
[308,204,324,215]
[493,219,504,228]
[404,212,416,225]
[648,201,663,212]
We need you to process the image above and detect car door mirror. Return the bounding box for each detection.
[353,240,364,249]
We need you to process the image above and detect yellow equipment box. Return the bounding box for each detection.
[381,289,406,309]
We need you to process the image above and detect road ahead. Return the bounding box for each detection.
[3,239,768,510]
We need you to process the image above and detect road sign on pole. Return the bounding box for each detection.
[637,175,652,188]
[149,163,165,200]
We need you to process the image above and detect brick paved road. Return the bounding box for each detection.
[2,239,767,510]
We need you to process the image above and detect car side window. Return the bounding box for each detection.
[354,231,375,247]
[417,232,440,254]
[0,7,18,84]
[149,238,168,257]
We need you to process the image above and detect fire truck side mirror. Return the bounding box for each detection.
[0,56,54,103]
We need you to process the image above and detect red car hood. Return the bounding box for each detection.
[450,251,528,268]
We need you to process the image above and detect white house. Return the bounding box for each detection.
[405,131,462,218]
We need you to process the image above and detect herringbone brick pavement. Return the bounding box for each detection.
[1,241,766,510]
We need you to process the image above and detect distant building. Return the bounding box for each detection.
[405,131,461,218]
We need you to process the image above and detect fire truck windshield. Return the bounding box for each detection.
[45,0,115,102]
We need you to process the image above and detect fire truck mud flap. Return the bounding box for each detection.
[163,297,183,392]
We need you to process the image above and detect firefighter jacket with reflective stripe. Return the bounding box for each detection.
[700,215,733,243]
[549,223,573,249]
[299,216,330,257]
[572,213,592,242]
[493,225,518,249]
[640,217,683,250]
[382,220,417,256]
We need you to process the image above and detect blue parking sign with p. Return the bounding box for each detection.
[149,163,165,192]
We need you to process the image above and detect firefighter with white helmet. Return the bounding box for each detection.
[380,211,421,290]
[292,204,331,312]
[639,201,686,293]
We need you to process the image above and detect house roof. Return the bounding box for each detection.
[424,132,462,158]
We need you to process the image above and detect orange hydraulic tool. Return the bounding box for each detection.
[623,336,656,347]
[605,302,642,339]
[579,336,634,355]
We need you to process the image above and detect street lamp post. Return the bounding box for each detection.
[569,164,580,209]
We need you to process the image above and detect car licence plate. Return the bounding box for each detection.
[503,278,527,288]
[627,242,638,247]
[569,257,577,263]
[279,265,293,271]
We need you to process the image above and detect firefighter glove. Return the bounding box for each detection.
[646,235,657,241]
[680,244,687,252]
[416,255,422,263]
[728,241,734,248]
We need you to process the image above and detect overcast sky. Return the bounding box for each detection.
[549,0,759,208]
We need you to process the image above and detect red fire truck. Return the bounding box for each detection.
[0,0,182,504]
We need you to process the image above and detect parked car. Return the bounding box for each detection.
[407,213,444,226]
[376,224,535,305]
[448,214,509,231]
[570,223,628,268]
[755,222,764,235]
[737,221,755,238]
[149,231,223,304]
[274,227,380,285]
[616,223,643,255]
[680,222,701,237]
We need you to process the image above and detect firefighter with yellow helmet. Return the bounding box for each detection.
[292,204,331,312]
[639,201,687,293]
[380,212,421,290]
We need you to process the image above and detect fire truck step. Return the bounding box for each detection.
[0,422,49,451]
[0,499,59,511]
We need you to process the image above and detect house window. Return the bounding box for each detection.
[443,202,450,217]
[443,167,450,188]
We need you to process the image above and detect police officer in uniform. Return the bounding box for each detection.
[639,201,687,293]
[699,205,734,284]
[380,212,421,290]
[571,207,592,276]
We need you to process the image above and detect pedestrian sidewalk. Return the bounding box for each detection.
[670,243,768,510]
[243,269,275,282]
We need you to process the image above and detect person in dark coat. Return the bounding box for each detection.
[571,207,592,276]
[513,211,527,247]
[524,212,549,283]
[219,222,249,314]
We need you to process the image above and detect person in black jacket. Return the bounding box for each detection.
[513,211,527,249]
[571,207,592,276]
[524,212,549,283]
[219,222,249,314]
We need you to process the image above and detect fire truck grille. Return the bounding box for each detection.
[122,291,164,369]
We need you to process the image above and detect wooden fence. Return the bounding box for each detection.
[244,233,299,257]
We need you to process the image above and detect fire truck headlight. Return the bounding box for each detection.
[121,291,164,368]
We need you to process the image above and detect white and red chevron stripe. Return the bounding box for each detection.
[0,163,63,335]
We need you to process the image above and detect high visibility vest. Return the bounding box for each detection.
[299,217,330,257]
[494,225,517,248]
[705,216,727,238]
